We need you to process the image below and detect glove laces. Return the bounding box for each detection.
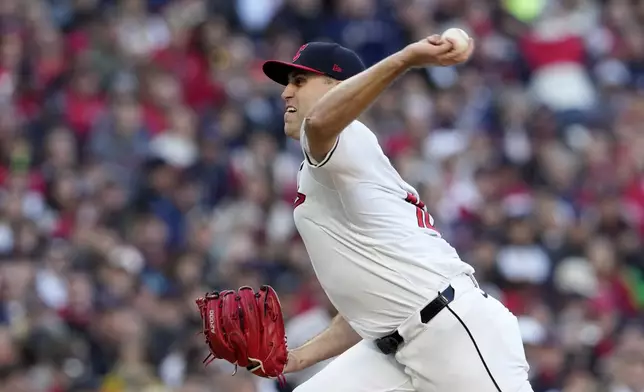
[277,373,287,387]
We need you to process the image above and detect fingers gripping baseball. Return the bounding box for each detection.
[436,38,474,66]
[195,285,288,384]
[402,29,474,68]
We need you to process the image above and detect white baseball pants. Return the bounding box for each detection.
[293,274,534,392]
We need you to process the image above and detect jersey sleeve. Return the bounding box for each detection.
[300,120,381,178]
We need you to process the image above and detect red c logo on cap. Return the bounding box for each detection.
[293,44,308,62]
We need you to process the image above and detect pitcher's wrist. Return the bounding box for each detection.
[284,350,307,373]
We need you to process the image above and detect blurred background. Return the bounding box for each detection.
[0,0,643,391]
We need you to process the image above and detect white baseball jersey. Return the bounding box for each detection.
[293,120,475,340]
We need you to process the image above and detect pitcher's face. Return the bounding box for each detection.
[281,71,336,139]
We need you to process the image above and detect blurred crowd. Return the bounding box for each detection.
[0,0,644,391]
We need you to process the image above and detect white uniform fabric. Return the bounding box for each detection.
[294,120,473,339]
[293,120,533,392]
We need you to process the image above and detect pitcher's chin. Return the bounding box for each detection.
[284,124,301,140]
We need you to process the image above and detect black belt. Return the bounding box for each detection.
[375,285,455,355]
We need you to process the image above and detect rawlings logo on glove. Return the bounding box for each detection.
[196,285,288,385]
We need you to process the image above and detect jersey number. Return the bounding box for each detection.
[405,193,436,230]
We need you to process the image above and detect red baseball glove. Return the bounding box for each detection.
[196,285,288,384]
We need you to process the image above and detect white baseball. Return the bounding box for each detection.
[441,28,470,54]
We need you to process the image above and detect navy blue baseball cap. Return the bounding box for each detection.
[263,42,366,86]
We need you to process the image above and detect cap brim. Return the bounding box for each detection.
[262,60,324,86]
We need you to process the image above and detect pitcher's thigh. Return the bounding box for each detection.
[398,290,531,392]
[294,340,414,392]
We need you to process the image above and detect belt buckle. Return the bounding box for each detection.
[375,335,400,355]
